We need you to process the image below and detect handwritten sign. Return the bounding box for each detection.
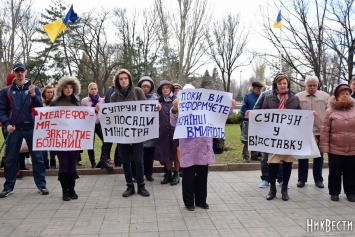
[173,89,232,139]
[98,101,159,144]
[248,109,314,155]
[33,107,96,150]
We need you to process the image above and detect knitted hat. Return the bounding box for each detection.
[183,84,195,89]
[334,84,351,99]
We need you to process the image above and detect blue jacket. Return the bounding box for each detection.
[0,79,43,129]
[241,91,260,121]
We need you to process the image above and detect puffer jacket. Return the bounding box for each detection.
[0,79,42,129]
[319,96,355,156]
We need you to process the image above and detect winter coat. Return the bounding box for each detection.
[81,96,105,124]
[262,90,301,110]
[170,105,234,168]
[0,79,42,129]
[241,91,260,120]
[137,76,158,148]
[105,86,114,103]
[319,96,355,156]
[50,76,81,157]
[154,80,178,162]
[111,69,146,102]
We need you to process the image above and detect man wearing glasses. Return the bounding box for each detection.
[295,76,329,189]
[0,62,48,198]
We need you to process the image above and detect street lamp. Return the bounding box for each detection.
[239,70,242,88]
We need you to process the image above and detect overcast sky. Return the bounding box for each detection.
[34,0,279,83]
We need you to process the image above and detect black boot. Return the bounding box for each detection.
[88,151,96,168]
[281,187,289,201]
[138,182,150,197]
[161,170,172,184]
[122,183,135,197]
[68,173,79,199]
[170,171,180,186]
[100,158,113,170]
[50,159,56,169]
[58,173,70,201]
[266,185,277,200]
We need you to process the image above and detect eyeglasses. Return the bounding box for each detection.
[14,69,25,73]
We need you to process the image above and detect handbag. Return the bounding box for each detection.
[213,138,225,154]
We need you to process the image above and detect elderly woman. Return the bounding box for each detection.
[171,84,236,210]
[137,76,157,181]
[51,76,81,201]
[320,84,355,202]
[155,80,179,185]
[261,73,301,201]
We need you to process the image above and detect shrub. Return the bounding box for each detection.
[226,112,241,124]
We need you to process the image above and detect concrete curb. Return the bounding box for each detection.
[0,161,329,177]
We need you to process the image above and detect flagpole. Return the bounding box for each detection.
[279,6,282,72]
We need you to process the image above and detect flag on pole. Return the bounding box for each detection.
[273,10,282,28]
[43,4,78,43]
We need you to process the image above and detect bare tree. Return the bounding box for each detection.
[0,0,34,84]
[155,0,210,84]
[261,0,330,90]
[113,7,160,84]
[205,13,251,92]
[325,0,355,83]
[67,11,120,94]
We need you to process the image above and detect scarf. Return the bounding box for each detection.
[277,90,289,109]
[89,93,100,107]
[163,92,174,102]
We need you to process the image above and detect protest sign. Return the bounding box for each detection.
[248,109,314,155]
[173,89,232,139]
[33,107,96,150]
[98,101,159,144]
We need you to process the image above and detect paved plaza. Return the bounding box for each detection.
[0,168,354,236]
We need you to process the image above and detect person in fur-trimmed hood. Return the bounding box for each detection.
[110,69,150,198]
[320,84,355,202]
[51,76,81,201]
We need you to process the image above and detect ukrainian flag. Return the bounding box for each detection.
[273,10,282,28]
[43,5,78,43]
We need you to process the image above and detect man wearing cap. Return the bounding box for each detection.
[240,82,263,163]
[0,62,48,198]
[295,76,329,189]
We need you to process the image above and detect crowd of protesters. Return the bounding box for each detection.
[0,62,354,208]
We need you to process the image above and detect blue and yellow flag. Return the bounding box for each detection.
[43,4,78,43]
[273,10,282,28]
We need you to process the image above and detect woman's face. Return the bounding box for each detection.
[118,73,130,89]
[174,87,180,95]
[63,85,73,97]
[276,79,288,93]
[338,90,350,102]
[88,84,98,96]
[45,89,54,99]
[161,84,171,96]
[141,84,151,95]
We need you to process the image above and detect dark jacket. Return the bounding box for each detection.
[0,79,42,129]
[154,80,178,162]
[241,91,260,120]
[105,86,115,103]
[262,91,301,110]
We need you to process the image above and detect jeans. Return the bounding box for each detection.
[298,135,324,183]
[4,128,46,190]
[119,143,144,184]
[260,152,283,183]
